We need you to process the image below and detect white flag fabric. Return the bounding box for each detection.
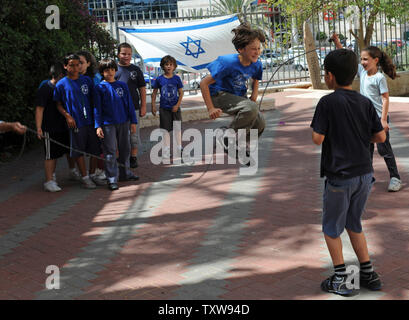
[119,15,240,72]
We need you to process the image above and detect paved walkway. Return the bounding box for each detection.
[0,90,408,300]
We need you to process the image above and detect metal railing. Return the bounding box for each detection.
[88,1,409,94]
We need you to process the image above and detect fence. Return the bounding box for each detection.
[88,1,409,93]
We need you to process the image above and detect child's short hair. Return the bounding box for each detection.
[231,22,266,51]
[160,55,177,70]
[49,62,64,79]
[99,58,118,75]
[117,42,132,55]
[324,49,358,86]
[63,53,80,66]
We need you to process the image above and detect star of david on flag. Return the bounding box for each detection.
[119,15,240,72]
[180,36,205,59]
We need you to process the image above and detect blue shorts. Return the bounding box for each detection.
[322,173,374,238]
[69,125,101,158]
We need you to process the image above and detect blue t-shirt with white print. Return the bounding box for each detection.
[207,54,263,97]
[93,80,137,128]
[53,75,94,128]
[152,74,183,109]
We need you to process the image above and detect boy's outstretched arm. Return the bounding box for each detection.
[371,129,386,143]
[312,130,325,145]
[151,88,158,116]
[200,75,222,120]
[331,33,343,50]
[249,79,259,102]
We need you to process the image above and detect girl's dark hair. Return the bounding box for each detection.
[77,50,98,78]
[362,46,397,80]
[98,58,118,77]
[324,49,358,86]
[160,55,177,70]
[231,22,266,51]
[49,62,64,79]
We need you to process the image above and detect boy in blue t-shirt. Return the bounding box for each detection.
[151,55,184,158]
[311,49,386,296]
[54,54,104,189]
[200,23,266,162]
[94,58,139,191]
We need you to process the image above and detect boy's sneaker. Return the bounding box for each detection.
[130,156,138,168]
[108,183,119,191]
[321,274,354,296]
[44,180,62,192]
[69,168,82,181]
[388,177,402,192]
[95,168,106,180]
[360,271,382,291]
[215,126,230,153]
[90,174,107,186]
[81,176,97,189]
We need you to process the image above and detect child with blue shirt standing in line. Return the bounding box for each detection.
[54,54,105,189]
[332,34,402,192]
[151,55,184,159]
[94,58,139,191]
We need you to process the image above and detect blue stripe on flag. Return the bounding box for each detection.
[144,58,209,70]
[120,16,238,33]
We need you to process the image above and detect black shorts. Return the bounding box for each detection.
[159,108,182,132]
[69,125,101,158]
[43,131,69,160]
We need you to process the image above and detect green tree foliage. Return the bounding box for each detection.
[0,0,117,129]
[268,0,409,50]
[213,0,255,21]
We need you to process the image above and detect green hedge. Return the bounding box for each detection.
[0,0,117,133]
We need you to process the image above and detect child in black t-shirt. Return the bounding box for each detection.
[35,63,70,192]
[115,42,147,168]
[310,49,386,296]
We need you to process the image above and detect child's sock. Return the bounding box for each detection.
[360,261,374,274]
[334,264,347,277]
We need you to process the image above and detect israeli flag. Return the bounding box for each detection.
[119,15,240,72]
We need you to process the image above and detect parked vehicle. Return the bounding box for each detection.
[293,53,325,71]
[260,51,282,68]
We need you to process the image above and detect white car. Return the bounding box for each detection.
[293,53,325,71]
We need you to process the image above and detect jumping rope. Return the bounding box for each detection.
[4,49,321,187]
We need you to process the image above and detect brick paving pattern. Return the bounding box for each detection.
[0,90,408,300]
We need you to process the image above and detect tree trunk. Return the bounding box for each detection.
[303,21,322,89]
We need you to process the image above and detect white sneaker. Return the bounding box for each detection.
[90,173,107,186]
[44,180,62,192]
[69,168,82,181]
[388,177,402,192]
[81,176,97,189]
[95,168,106,180]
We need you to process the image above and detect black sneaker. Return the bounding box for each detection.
[321,274,354,296]
[130,156,138,168]
[108,183,119,191]
[360,271,382,290]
